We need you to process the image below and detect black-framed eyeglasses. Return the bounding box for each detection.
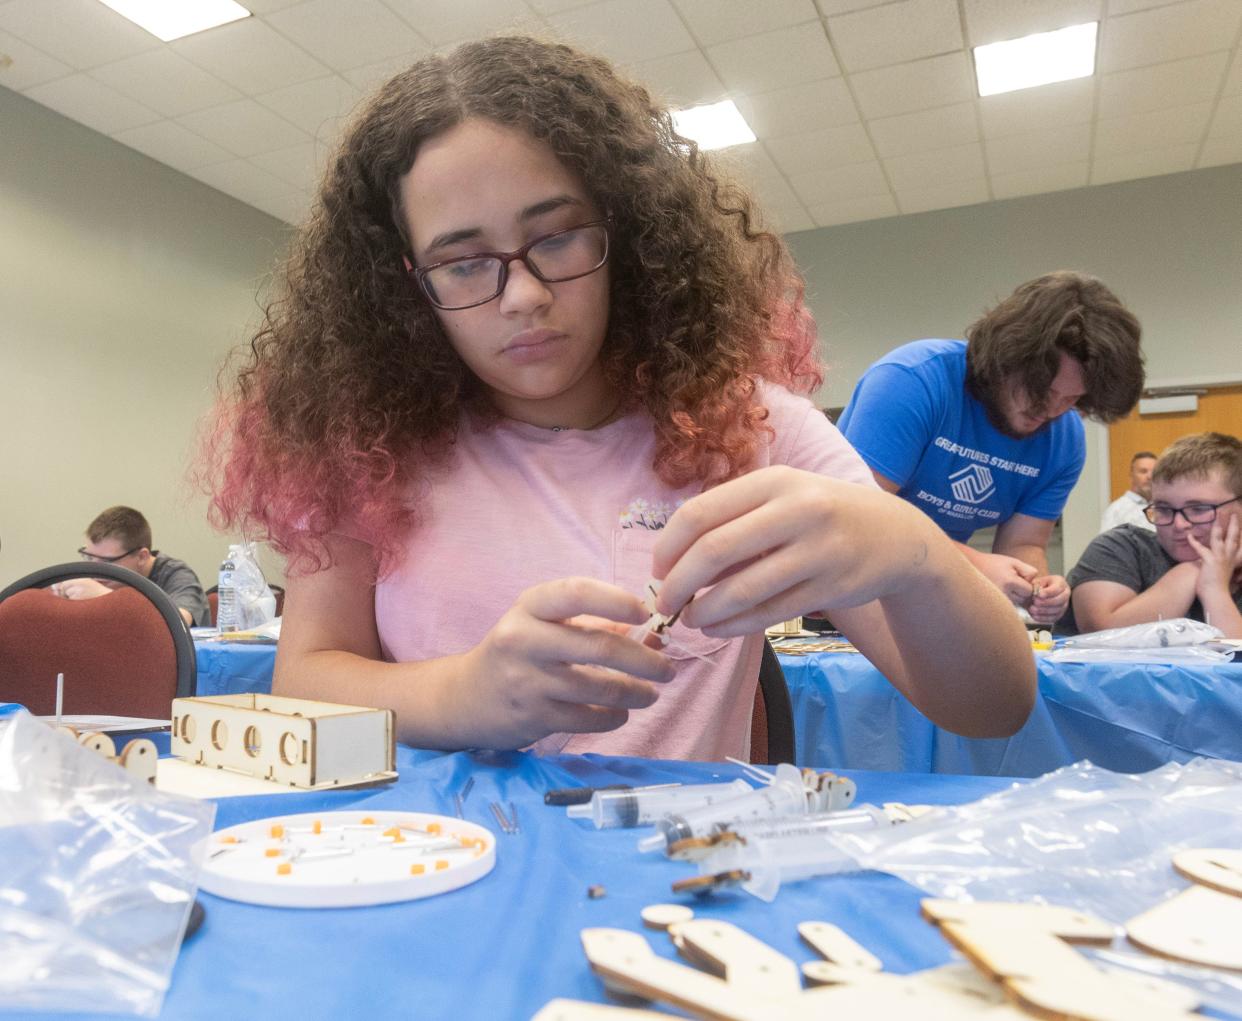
[409,219,611,311]
[1144,497,1239,526]
[78,545,148,563]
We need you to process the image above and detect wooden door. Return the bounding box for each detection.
[1107,386,1242,499]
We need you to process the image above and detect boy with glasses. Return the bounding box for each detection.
[1063,433,1242,636]
[51,506,210,627]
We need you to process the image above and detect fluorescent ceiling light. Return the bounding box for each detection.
[97,0,250,42]
[671,100,756,151]
[973,22,1098,98]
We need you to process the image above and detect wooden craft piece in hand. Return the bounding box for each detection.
[922,900,1201,1021]
[1172,848,1242,898]
[1126,884,1242,972]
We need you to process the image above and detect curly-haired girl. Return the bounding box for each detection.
[204,35,1035,760]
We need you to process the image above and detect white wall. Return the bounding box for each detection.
[786,163,1242,569]
[0,86,290,588]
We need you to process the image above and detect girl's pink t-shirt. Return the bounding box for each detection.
[370,382,876,761]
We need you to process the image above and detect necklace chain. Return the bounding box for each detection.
[550,399,623,432]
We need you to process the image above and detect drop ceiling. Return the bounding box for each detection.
[1,0,1240,232]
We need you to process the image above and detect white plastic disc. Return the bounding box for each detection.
[199,810,496,908]
[641,903,695,930]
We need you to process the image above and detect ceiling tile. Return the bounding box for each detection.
[672,0,818,47]
[788,159,890,204]
[768,205,817,233]
[710,144,786,191]
[526,0,601,12]
[1094,101,1213,158]
[895,177,989,213]
[883,141,986,190]
[962,0,1101,47]
[173,18,332,94]
[849,52,975,119]
[341,51,430,92]
[249,142,323,189]
[766,121,876,175]
[630,48,727,106]
[188,159,294,203]
[869,102,979,159]
[178,99,312,157]
[0,0,158,70]
[1197,132,1242,167]
[257,75,363,135]
[111,120,236,171]
[984,121,1091,174]
[1091,143,1198,183]
[828,0,963,73]
[382,0,543,46]
[89,49,242,119]
[268,0,430,71]
[1107,0,1196,13]
[735,78,859,138]
[978,75,1094,138]
[1210,92,1242,135]
[814,0,892,14]
[1099,0,1242,74]
[547,0,697,65]
[240,0,309,12]
[807,191,898,226]
[1098,51,1228,119]
[749,172,807,214]
[23,73,159,134]
[0,29,71,90]
[990,161,1089,199]
[707,22,840,95]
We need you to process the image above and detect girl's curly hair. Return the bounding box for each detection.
[202,35,823,573]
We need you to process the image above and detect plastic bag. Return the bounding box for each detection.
[0,710,215,1016]
[1050,618,1231,663]
[231,541,277,629]
[827,758,1242,1007]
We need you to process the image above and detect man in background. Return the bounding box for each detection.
[1100,451,1157,533]
[50,506,209,627]
[1064,432,1242,637]
[838,271,1144,625]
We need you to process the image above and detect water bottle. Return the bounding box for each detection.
[217,545,240,633]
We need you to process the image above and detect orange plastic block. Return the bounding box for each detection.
[312,820,322,835]
[264,848,280,858]
[435,859,449,871]
[426,822,442,835]
[410,863,426,876]
[276,863,292,876]
[218,835,241,844]
[361,816,376,825]
[269,824,284,838]
[383,827,400,838]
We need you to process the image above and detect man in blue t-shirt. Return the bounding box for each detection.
[838,271,1144,624]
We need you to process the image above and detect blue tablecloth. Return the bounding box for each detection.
[193,642,1242,776]
[51,748,1030,1021]
[782,650,1242,777]
[194,640,277,696]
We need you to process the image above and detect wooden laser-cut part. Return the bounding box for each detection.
[796,921,882,973]
[61,727,157,784]
[170,694,396,789]
[1126,884,1242,972]
[1172,848,1242,897]
[922,900,1200,1021]
[671,919,801,997]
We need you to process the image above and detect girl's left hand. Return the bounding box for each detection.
[1187,515,1242,598]
[651,466,940,635]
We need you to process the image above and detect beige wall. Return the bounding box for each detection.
[786,163,1242,571]
[1,86,289,589]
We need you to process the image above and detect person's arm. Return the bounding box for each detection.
[274,534,675,750]
[993,513,1069,623]
[1070,567,1200,632]
[1188,516,1242,638]
[652,467,1036,739]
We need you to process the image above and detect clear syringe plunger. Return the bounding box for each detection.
[565,780,752,829]
[636,764,856,853]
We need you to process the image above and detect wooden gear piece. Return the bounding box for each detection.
[171,693,396,789]
[58,726,157,785]
[921,899,1202,1021]
[1126,884,1242,972]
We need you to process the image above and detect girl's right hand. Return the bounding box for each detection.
[459,577,677,749]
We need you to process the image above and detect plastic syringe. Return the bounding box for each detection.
[636,763,856,854]
[565,779,753,829]
[673,802,933,901]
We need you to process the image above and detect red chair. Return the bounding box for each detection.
[0,562,196,718]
